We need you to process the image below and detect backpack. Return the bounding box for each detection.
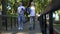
[27,7,31,14]
[20,8,24,14]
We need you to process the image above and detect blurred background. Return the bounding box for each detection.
[0,0,60,34]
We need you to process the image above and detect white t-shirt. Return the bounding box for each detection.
[17,6,25,14]
[30,6,35,16]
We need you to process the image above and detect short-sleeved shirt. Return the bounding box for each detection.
[17,6,25,15]
[30,6,35,16]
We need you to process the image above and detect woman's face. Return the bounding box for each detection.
[31,2,34,6]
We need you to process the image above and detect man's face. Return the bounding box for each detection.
[19,2,22,5]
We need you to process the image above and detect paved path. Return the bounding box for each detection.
[0,20,42,34]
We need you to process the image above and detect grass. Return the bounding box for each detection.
[53,24,60,32]
[46,21,60,32]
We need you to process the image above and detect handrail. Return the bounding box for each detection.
[39,0,60,34]
[0,15,18,18]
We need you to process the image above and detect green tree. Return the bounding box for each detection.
[33,0,51,13]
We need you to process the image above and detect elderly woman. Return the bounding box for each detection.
[29,1,36,30]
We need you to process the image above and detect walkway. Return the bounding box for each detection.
[0,20,42,34]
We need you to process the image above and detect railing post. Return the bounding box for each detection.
[6,16,7,31]
[43,14,47,34]
[14,17,16,27]
[40,14,47,34]
[49,12,53,34]
[11,16,12,30]
[39,15,43,32]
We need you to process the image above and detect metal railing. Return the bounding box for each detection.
[39,11,54,34]
[0,15,29,32]
[0,15,18,31]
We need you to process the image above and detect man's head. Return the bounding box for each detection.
[19,1,23,6]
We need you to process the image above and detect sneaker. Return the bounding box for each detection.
[33,28,35,30]
[18,27,21,30]
[33,26,35,30]
[20,27,23,30]
[29,27,32,30]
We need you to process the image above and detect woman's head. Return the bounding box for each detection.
[31,2,34,6]
[27,1,35,7]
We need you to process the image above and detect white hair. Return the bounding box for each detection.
[31,2,34,6]
[31,2,34,4]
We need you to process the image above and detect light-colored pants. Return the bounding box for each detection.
[18,14,25,28]
[30,16,35,29]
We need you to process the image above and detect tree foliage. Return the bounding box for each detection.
[33,0,52,13]
[0,0,52,15]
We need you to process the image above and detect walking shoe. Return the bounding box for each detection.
[21,27,23,30]
[18,27,21,30]
[33,26,35,30]
[29,27,32,30]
